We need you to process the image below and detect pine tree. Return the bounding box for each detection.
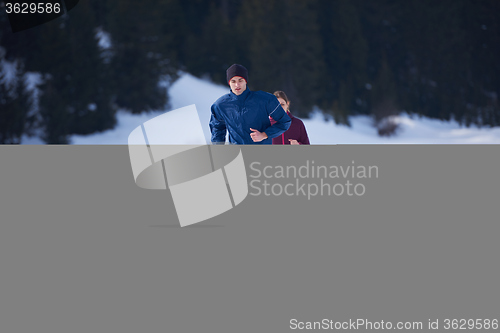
[0,66,34,144]
[183,1,241,83]
[238,0,326,116]
[106,0,181,113]
[34,1,117,142]
[318,0,369,124]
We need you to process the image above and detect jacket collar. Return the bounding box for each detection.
[229,87,251,101]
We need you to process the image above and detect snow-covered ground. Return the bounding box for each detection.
[22,72,500,144]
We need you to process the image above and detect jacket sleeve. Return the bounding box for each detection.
[263,98,291,139]
[209,104,227,143]
[299,120,310,145]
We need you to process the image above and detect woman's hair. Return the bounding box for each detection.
[273,91,290,111]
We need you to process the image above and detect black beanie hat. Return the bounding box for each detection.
[226,64,248,84]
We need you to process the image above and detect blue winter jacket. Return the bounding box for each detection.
[210,88,291,144]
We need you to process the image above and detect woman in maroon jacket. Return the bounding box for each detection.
[270,91,310,145]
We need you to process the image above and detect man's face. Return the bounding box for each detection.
[229,76,247,95]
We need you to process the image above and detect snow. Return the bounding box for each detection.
[0,57,18,89]
[20,72,500,144]
[95,27,112,50]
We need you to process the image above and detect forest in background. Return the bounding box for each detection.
[1,0,499,143]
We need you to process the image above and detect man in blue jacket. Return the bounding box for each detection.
[210,64,291,144]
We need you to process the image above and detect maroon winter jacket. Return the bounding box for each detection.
[270,112,310,145]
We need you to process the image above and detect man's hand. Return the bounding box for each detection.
[250,128,268,142]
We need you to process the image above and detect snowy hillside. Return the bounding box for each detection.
[21,72,500,144]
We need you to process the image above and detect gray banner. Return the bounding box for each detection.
[1,145,499,332]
